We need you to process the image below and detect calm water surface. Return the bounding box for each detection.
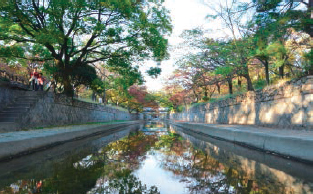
[0,122,313,194]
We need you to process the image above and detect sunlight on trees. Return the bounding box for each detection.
[0,1,172,96]
[162,0,312,113]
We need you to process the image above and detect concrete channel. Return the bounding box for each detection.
[0,121,142,161]
[170,121,313,164]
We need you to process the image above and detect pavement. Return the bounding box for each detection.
[170,120,313,164]
[0,121,142,161]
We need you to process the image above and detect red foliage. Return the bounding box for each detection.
[128,85,158,108]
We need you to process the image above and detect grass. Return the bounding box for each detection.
[188,93,242,109]
[22,120,130,131]
[106,104,129,112]
[73,97,129,112]
[189,102,207,108]
[74,97,100,104]
[0,77,10,82]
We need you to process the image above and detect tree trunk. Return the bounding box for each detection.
[92,91,96,102]
[238,77,242,88]
[193,89,199,103]
[264,61,270,85]
[246,75,254,91]
[204,88,208,98]
[227,78,233,94]
[279,65,284,78]
[258,58,270,85]
[242,73,254,91]
[57,59,74,97]
[63,75,74,97]
[102,89,106,105]
[216,83,220,94]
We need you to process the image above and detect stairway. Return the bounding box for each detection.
[0,91,42,132]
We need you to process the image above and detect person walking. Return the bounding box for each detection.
[29,68,39,91]
[37,73,45,91]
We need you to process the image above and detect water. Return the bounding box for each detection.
[0,122,313,194]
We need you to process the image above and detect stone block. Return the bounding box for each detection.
[290,95,302,104]
[304,110,313,126]
[302,83,313,94]
[303,94,313,107]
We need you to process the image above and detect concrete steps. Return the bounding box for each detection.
[0,113,20,117]
[0,117,18,122]
[0,91,43,132]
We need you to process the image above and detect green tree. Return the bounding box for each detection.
[250,0,312,74]
[0,1,172,96]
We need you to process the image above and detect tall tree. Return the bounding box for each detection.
[0,1,172,96]
[250,0,312,73]
[207,0,255,91]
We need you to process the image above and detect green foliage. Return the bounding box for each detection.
[0,1,172,96]
[302,49,313,71]
[266,42,288,67]
[151,92,173,110]
[91,78,105,94]
[71,64,98,88]
[146,67,162,78]
[0,77,10,82]
[215,66,234,76]
[202,96,210,102]
[253,79,267,90]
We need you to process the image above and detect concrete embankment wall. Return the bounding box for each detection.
[0,83,141,129]
[170,76,313,130]
[0,82,27,111]
[19,93,140,129]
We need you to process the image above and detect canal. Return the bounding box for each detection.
[0,122,313,194]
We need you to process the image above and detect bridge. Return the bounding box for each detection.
[142,107,169,120]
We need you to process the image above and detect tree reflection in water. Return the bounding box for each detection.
[1,127,308,194]
[84,131,161,193]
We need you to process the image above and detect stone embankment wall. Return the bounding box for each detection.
[0,81,27,111]
[19,93,140,129]
[170,76,313,130]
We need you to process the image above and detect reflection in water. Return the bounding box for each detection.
[0,122,313,194]
[1,180,42,194]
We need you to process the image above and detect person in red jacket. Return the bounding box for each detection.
[29,68,39,91]
[37,73,45,91]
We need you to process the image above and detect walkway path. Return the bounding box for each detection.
[0,121,141,161]
[170,120,313,164]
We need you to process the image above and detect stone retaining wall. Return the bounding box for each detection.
[0,81,27,111]
[170,76,313,130]
[18,93,140,129]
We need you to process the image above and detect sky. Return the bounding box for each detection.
[142,0,258,92]
[142,0,211,92]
